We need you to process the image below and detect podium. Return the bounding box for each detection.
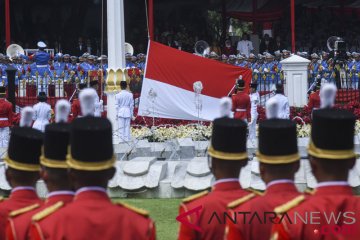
[280,55,310,107]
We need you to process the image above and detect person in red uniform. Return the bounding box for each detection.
[308,79,321,111]
[0,127,43,240]
[270,109,360,240]
[6,123,74,240]
[29,117,156,240]
[232,78,251,122]
[178,117,258,240]
[225,119,302,240]
[0,86,13,147]
[70,83,86,120]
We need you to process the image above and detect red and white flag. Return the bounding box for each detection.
[138,41,252,121]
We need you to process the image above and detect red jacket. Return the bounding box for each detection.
[226,182,301,240]
[178,181,251,240]
[271,185,360,240]
[30,190,156,240]
[6,193,74,240]
[232,92,251,121]
[0,189,42,240]
[0,98,13,127]
[308,91,320,111]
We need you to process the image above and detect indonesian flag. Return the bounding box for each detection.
[138,41,252,121]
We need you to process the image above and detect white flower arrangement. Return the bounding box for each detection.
[131,124,212,142]
[131,121,360,142]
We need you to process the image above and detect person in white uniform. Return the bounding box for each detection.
[248,83,260,139]
[236,34,254,57]
[55,99,71,123]
[320,83,337,109]
[20,106,34,127]
[265,97,280,119]
[115,81,134,142]
[90,81,103,117]
[268,83,289,119]
[32,92,51,132]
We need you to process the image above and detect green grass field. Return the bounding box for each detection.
[113,198,182,240]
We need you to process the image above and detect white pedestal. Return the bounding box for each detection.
[281,55,310,107]
[106,0,126,143]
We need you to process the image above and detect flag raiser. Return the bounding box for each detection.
[138,41,252,121]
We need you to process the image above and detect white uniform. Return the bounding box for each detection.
[32,102,51,132]
[270,94,290,119]
[249,92,260,139]
[94,95,104,117]
[115,90,134,142]
[236,40,254,58]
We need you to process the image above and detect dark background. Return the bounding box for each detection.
[0,0,211,55]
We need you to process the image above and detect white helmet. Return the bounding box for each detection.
[79,88,97,117]
[55,99,71,123]
[20,106,34,127]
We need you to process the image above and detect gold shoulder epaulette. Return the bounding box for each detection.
[227,193,256,209]
[182,190,209,203]
[0,196,3,202]
[248,188,264,196]
[274,195,305,215]
[117,202,149,217]
[32,201,64,222]
[304,188,315,195]
[9,203,41,218]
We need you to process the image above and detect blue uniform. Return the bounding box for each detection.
[32,51,50,65]
[0,64,8,86]
[350,61,360,89]
[126,61,135,68]
[31,51,51,77]
[137,62,145,70]
[53,62,65,78]
[14,63,25,85]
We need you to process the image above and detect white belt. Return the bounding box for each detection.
[36,65,47,67]
[235,109,246,112]
[0,118,8,120]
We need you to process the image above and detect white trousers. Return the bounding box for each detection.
[248,116,257,140]
[0,127,9,148]
[118,117,131,142]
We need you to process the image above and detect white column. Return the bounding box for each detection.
[280,55,310,107]
[106,0,126,144]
